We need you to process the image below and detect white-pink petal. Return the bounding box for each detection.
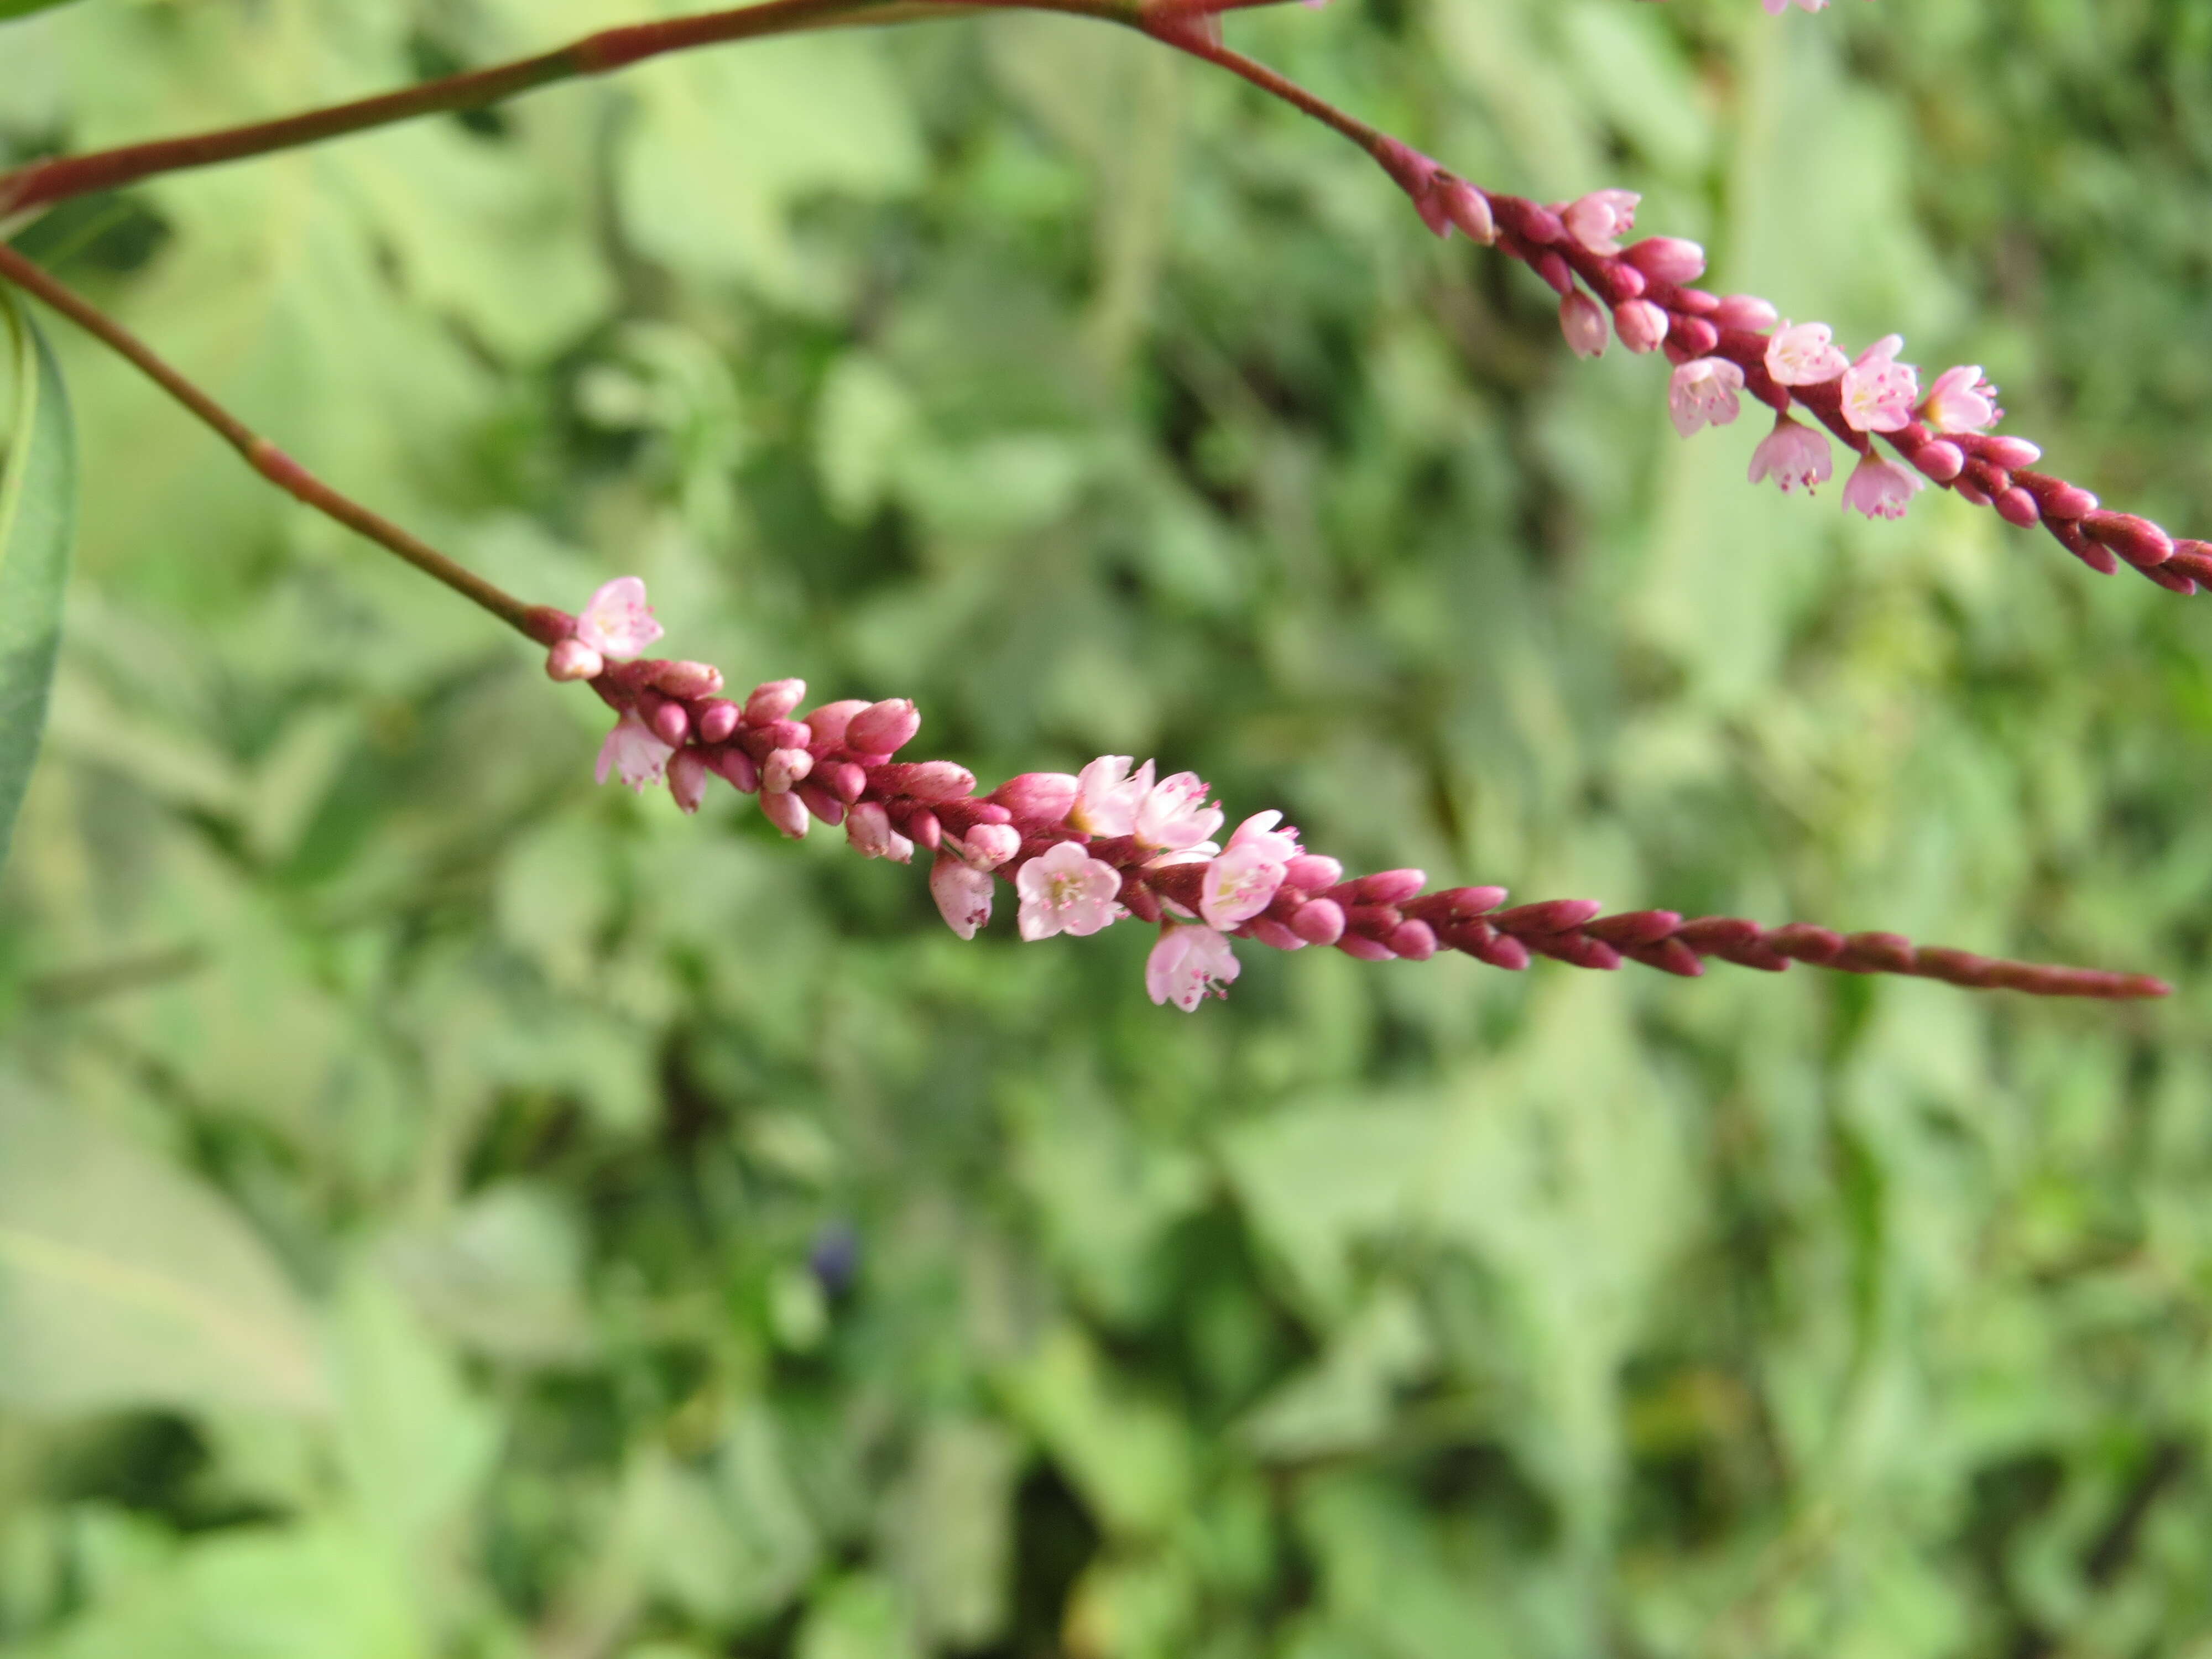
[575,576,665,662]
[1145,926,1241,1012]
[595,712,676,792]
[1667,357,1745,438]
[931,855,995,940]
[1135,771,1224,853]
[1764,321,1849,387]
[1072,755,1154,837]
[1015,841,1124,941]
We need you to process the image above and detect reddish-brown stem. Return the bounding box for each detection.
[0,0,992,220]
[0,242,562,643]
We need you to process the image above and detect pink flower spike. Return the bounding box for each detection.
[1015,841,1125,941]
[1073,755,1155,837]
[574,576,664,662]
[668,748,709,814]
[1922,364,2003,434]
[1562,189,1639,255]
[1560,291,1609,359]
[1839,333,1919,432]
[595,712,676,793]
[1764,321,1849,387]
[1842,453,1927,520]
[1136,771,1225,853]
[1614,300,1670,355]
[1668,357,1746,437]
[931,855,995,940]
[546,638,604,682]
[1747,413,1834,495]
[1145,925,1241,1012]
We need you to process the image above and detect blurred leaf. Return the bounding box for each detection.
[0,0,80,20]
[0,286,75,873]
[0,1088,328,1416]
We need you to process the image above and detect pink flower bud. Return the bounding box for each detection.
[875,760,978,802]
[1994,487,2041,528]
[990,772,1082,823]
[930,854,994,940]
[1534,251,1575,297]
[957,823,1024,870]
[1246,918,1306,951]
[696,699,740,744]
[546,638,604,681]
[2037,480,2098,519]
[648,700,690,747]
[1562,189,1639,255]
[798,783,844,825]
[1437,178,1495,243]
[846,800,916,862]
[815,760,865,803]
[1667,315,1720,359]
[1559,291,1608,358]
[1711,294,1780,332]
[1282,854,1343,891]
[1387,921,1438,960]
[709,746,760,792]
[1974,435,2043,469]
[744,678,806,724]
[763,747,814,793]
[846,698,921,756]
[904,808,943,852]
[763,787,810,839]
[652,660,723,700]
[1354,869,1427,904]
[1908,441,1965,483]
[2084,510,2174,567]
[1290,899,1346,946]
[1623,236,1707,284]
[804,699,871,748]
[669,748,710,815]
[1613,299,1669,354]
[1336,934,1396,962]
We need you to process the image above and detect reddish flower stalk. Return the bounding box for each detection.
[554,581,2167,1008]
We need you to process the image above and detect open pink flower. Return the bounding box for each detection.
[1839,333,1919,432]
[575,576,664,661]
[1842,453,1926,520]
[1921,364,2002,434]
[1668,357,1745,437]
[1764,321,1849,387]
[1015,841,1124,941]
[1747,414,1834,494]
[1145,926,1241,1011]
[1199,812,1300,929]
[931,855,995,940]
[595,711,676,792]
[1072,755,1155,836]
[1562,189,1639,256]
[1135,771,1224,853]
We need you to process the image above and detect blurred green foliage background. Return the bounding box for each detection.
[5,0,2212,1653]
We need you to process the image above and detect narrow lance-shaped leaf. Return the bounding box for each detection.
[0,281,76,871]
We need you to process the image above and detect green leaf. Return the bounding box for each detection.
[0,0,82,20]
[0,1087,330,1416]
[0,283,75,871]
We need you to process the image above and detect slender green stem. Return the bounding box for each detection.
[0,243,561,643]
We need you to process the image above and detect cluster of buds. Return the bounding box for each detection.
[535,580,2164,1010]
[1381,153,2212,594]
